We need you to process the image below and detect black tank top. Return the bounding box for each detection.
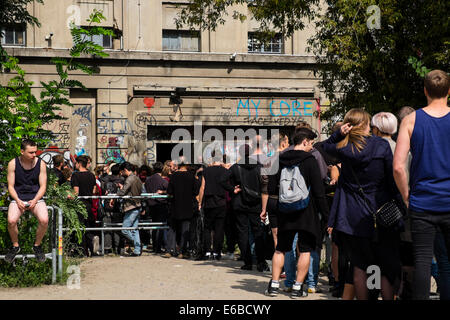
[14,157,42,201]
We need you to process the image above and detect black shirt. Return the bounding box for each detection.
[71,171,96,200]
[167,171,200,220]
[52,167,66,185]
[202,165,228,209]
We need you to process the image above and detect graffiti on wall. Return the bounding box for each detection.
[236,99,314,118]
[38,147,76,169]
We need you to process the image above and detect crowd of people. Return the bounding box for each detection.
[4,69,449,300]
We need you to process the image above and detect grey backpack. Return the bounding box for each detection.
[278,165,310,213]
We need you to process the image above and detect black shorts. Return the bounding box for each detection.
[267,198,278,229]
[276,230,316,253]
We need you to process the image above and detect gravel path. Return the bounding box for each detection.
[0,252,337,300]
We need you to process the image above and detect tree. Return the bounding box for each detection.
[0,0,43,30]
[307,0,449,125]
[175,0,449,126]
[0,10,114,286]
[175,0,319,41]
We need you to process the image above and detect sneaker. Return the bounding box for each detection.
[280,272,286,279]
[257,262,270,272]
[5,246,20,263]
[308,287,323,294]
[264,280,280,297]
[291,283,308,298]
[33,245,46,262]
[93,236,100,254]
[205,252,212,260]
[212,253,221,261]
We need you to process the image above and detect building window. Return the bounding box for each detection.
[79,27,113,49]
[1,25,26,46]
[248,32,283,54]
[162,30,200,52]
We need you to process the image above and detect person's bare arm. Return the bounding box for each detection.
[198,176,205,210]
[7,159,26,211]
[393,112,415,206]
[29,160,47,210]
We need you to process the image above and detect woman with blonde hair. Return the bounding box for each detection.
[323,108,403,300]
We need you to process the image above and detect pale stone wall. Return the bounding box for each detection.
[2,1,326,167]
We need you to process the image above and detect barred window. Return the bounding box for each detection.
[79,27,113,49]
[162,30,200,52]
[247,32,283,54]
[1,25,26,46]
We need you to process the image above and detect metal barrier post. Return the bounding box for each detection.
[49,206,57,284]
[58,206,63,280]
[101,229,105,256]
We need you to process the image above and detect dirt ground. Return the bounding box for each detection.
[0,252,337,300]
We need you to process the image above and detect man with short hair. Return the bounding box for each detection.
[52,154,66,185]
[394,69,450,300]
[263,128,329,298]
[117,162,143,256]
[5,139,48,263]
[71,155,97,256]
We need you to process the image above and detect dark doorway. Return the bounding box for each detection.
[156,142,194,163]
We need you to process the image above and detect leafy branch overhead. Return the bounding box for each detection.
[175,0,319,40]
[0,9,113,187]
[307,0,449,126]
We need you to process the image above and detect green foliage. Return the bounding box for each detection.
[307,0,450,123]
[0,0,43,30]
[175,0,319,41]
[0,9,111,287]
[0,206,54,287]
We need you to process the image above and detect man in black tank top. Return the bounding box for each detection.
[5,139,48,263]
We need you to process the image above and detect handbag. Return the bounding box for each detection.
[348,166,403,230]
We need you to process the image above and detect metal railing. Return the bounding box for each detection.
[57,193,170,279]
[1,194,170,282]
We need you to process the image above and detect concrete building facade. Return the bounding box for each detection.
[1,0,327,167]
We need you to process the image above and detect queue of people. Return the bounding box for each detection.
[2,69,448,301]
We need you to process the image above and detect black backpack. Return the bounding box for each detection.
[236,165,261,206]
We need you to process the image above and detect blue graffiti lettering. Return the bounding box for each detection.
[237,99,250,117]
[72,105,92,122]
[269,101,279,117]
[304,101,313,116]
[251,100,261,118]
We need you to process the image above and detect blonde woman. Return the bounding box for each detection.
[323,108,403,300]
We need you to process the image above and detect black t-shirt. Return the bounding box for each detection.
[52,167,66,185]
[203,165,228,209]
[71,171,96,198]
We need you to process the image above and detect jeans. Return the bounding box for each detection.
[410,210,450,300]
[434,232,450,300]
[284,232,298,288]
[121,209,141,255]
[306,249,320,289]
[150,204,168,253]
